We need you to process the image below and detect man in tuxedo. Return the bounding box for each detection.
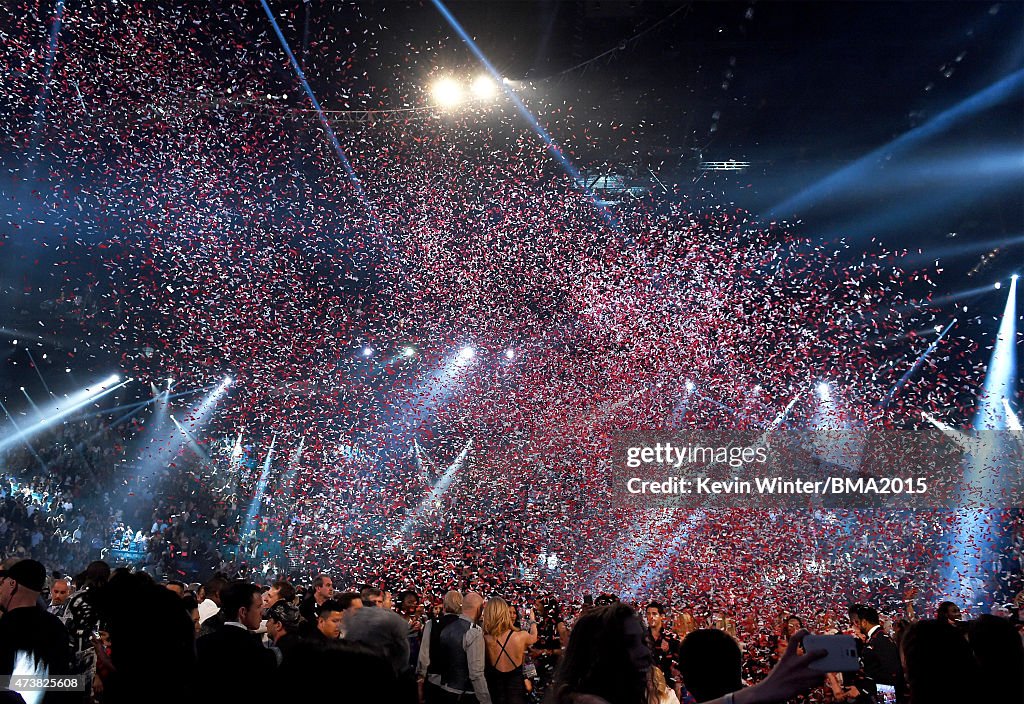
[852,605,905,702]
[196,580,277,702]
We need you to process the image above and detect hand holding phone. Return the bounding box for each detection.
[802,634,859,672]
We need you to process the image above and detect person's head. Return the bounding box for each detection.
[396,589,420,616]
[220,581,263,631]
[336,591,363,617]
[267,601,301,643]
[893,617,912,647]
[317,599,344,639]
[935,601,961,625]
[673,610,697,638]
[847,603,864,628]
[463,591,485,622]
[482,597,513,637]
[0,559,47,611]
[313,574,333,602]
[359,586,383,608]
[82,560,111,589]
[965,614,1024,703]
[442,590,463,615]
[649,666,671,700]
[203,576,229,606]
[783,615,803,637]
[164,580,186,598]
[645,602,666,630]
[262,580,296,611]
[182,595,201,637]
[50,578,71,605]
[550,603,651,704]
[901,619,978,703]
[678,628,743,702]
[851,605,881,636]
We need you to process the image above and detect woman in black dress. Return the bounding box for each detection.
[482,597,538,704]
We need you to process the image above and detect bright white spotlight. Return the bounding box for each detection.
[685,380,696,392]
[504,348,515,360]
[402,347,416,358]
[816,382,831,401]
[471,74,496,100]
[430,77,463,108]
[458,346,476,361]
[221,376,233,387]
[362,346,374,358]
[0,373,127,453]
[995,281,1002,289]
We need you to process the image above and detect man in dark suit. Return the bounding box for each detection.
[196,580,277,703]
[852,605,906,703]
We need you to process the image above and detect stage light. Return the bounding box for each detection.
[995,281,1002,289]
[430,0,618,229]
[1013,274,1020,282]
[402,347,416,358]
[0,373,127,453]
[391,437,474,548]
[362,346,374,357]
[944,274,1019,604]
[975,276,1018,430]
[221,376,233,387]
[816,382,831,401]
[471,74,496,100]
[685,380,696,392]
[458,346,476,361]
[430,77,463,108]
[504,348,515,360]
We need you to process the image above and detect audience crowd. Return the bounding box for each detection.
[2,425,1023,704]
[0,552,1022,704]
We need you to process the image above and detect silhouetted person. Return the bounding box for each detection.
[90,570,196,704]
[196,580,276,703]
[678,629,742,703]
[900,619,978,704]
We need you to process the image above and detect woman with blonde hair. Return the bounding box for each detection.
[672,611,697,640]
[648,666,680,704]
[482,597,538,704]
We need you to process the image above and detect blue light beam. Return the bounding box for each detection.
[258,0,376,223]
[0,374,126,453]
[244,435,277,536]
[879,318,957,409]
[769,69,1024,218]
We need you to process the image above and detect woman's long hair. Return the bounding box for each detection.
[483,597,514,638]
[547,603,649,704]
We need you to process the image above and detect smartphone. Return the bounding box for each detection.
[803,634,860,672]
[875,684,897,704]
